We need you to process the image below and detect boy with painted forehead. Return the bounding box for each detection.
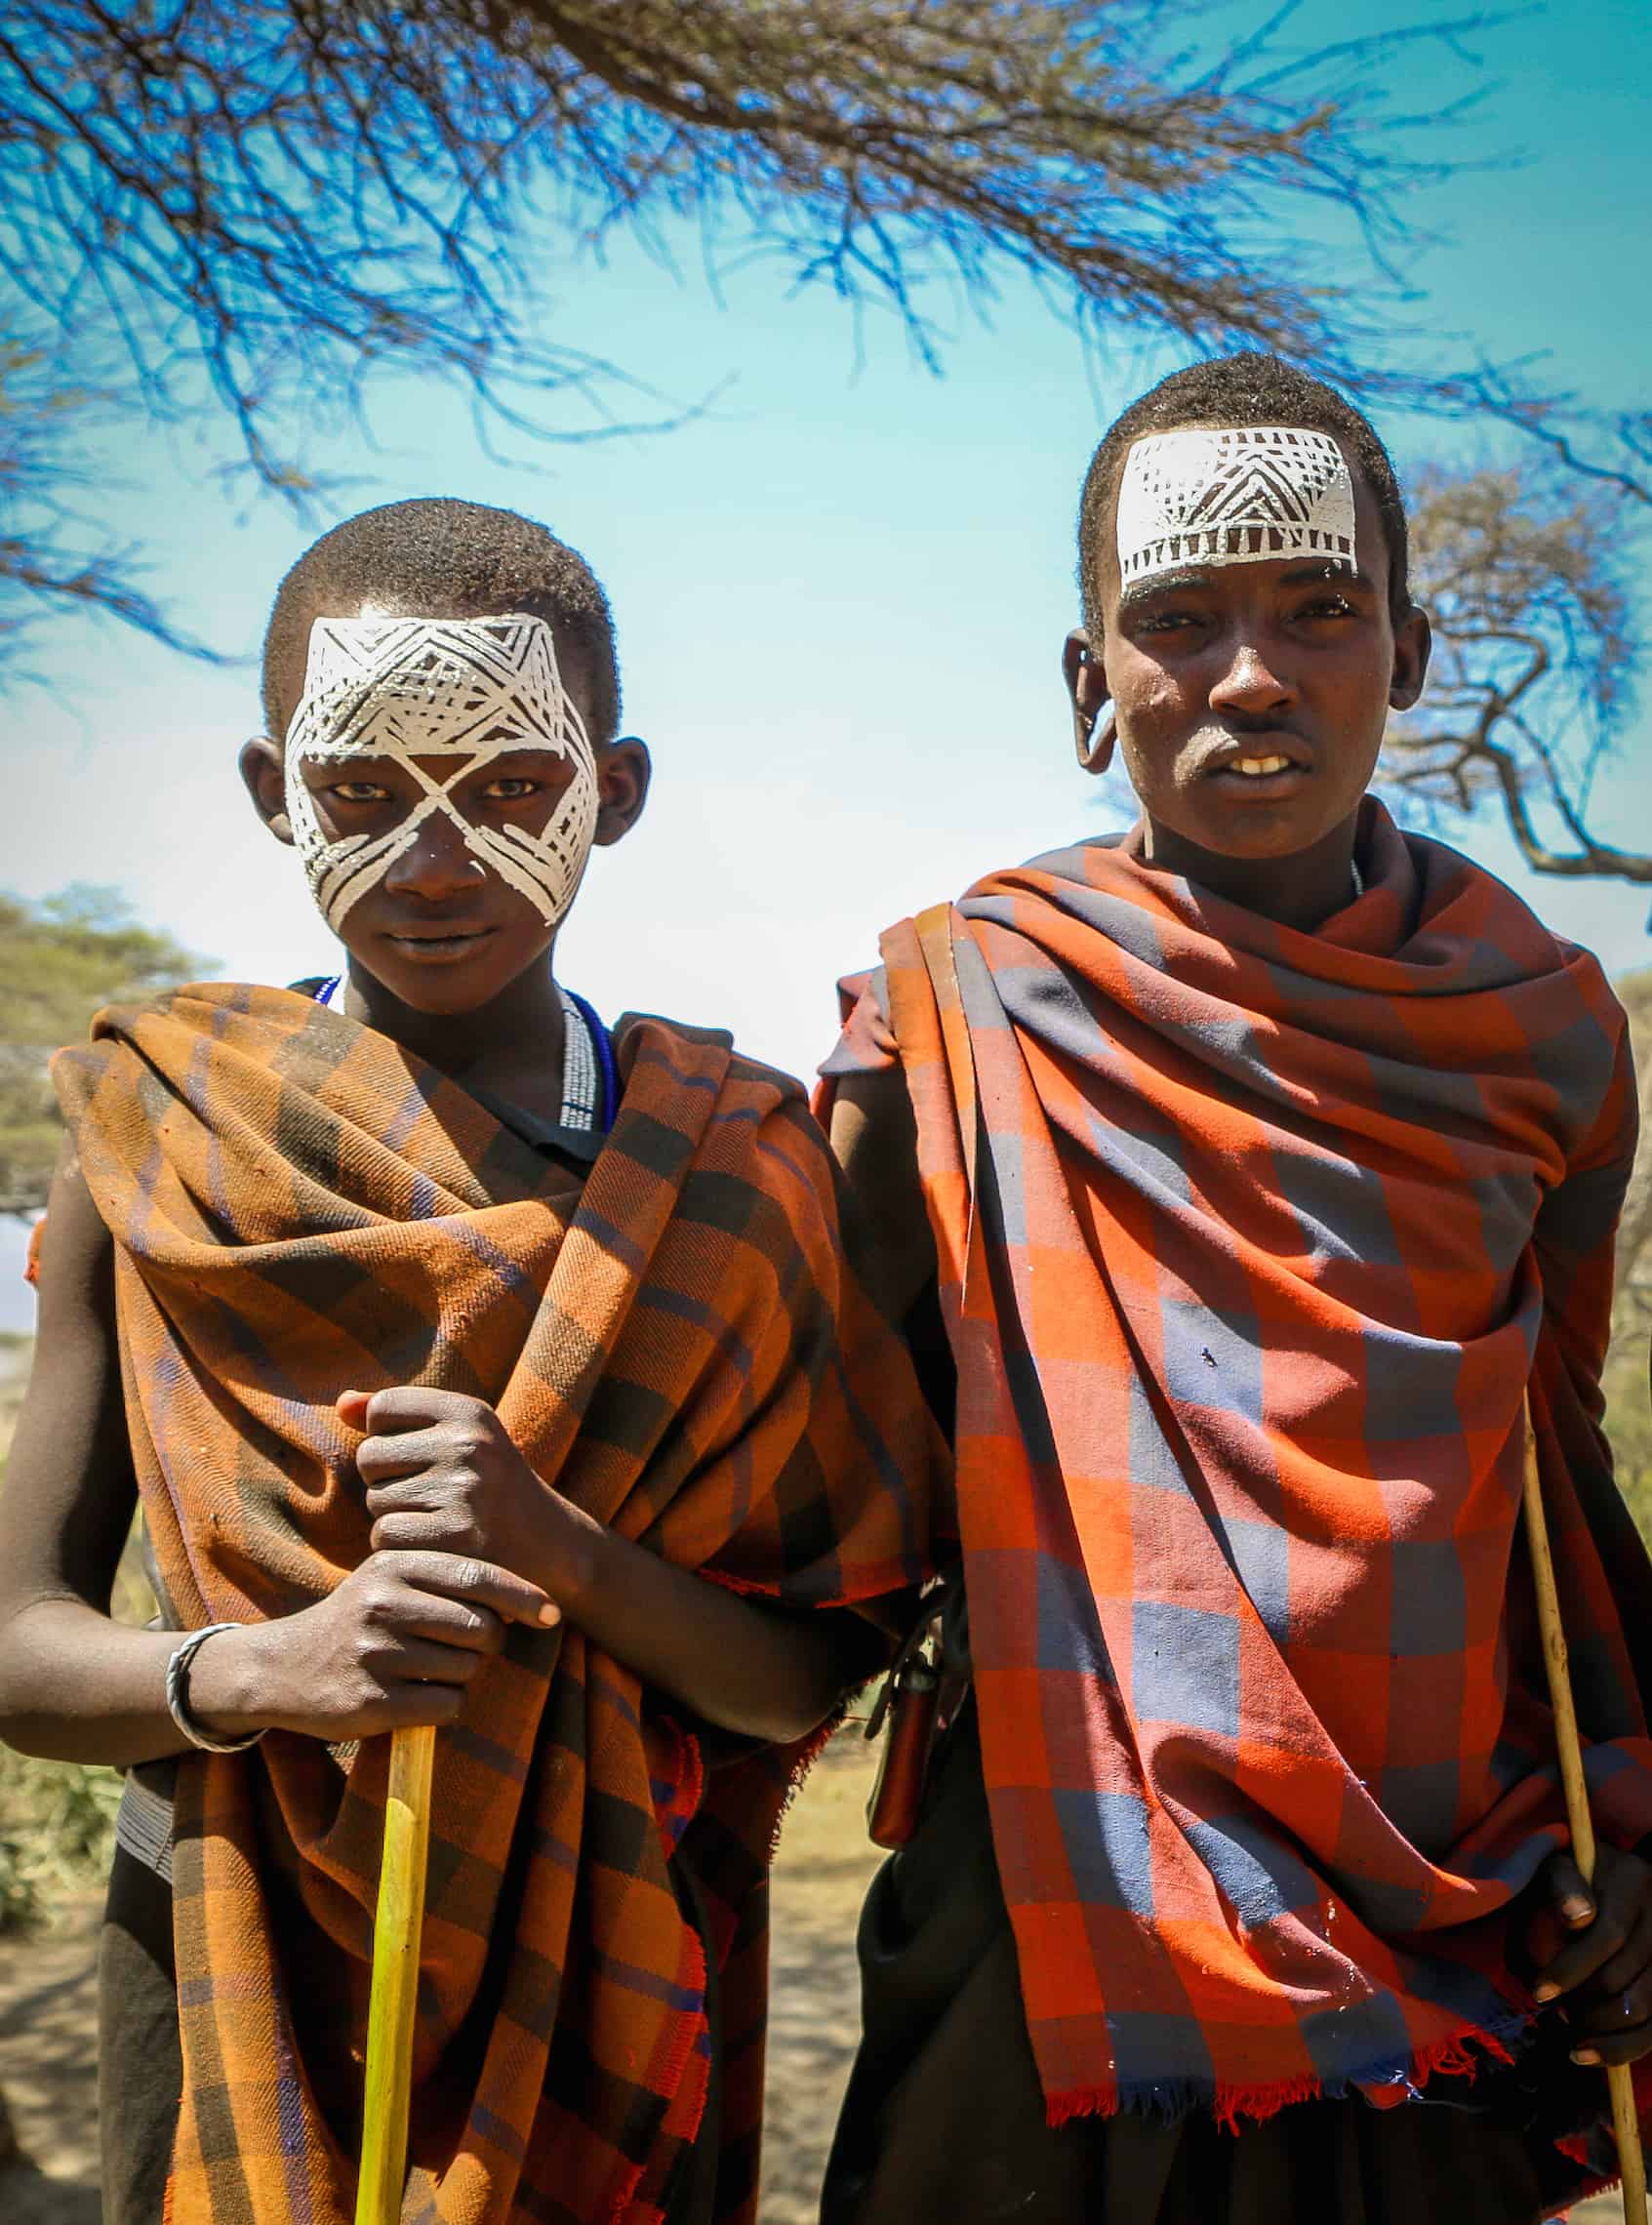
[819,356,1652,2221]
[0,499,942,2225]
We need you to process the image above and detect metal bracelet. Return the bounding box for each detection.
[165,1622,265,1755]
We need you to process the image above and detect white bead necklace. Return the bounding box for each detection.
[318,974,602,1132]
[556,987,601,1133]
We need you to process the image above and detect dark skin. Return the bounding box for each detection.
[831,431,1652,2070]
[0,589,878,1771]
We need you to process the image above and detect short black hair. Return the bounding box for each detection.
[1077,353,1411,634]
[262,497,622,743]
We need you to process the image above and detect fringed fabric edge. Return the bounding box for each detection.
[1043,2007,1532,2136]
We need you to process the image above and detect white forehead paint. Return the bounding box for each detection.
[283,613,600,933]
[1115,426,1356,587]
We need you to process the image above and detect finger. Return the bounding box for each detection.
[379,1550,559,1630]
[1571,1974,1652,2043]
[1570,2012,1652,2068]
[1587,1909,1652,2005]
[375,1634,490,1685]
[371,1510,482,1559]
[336,1389,374,1433]
[362,1387,490,1438]
[355,1428,449,1484]
[1535,1899,1634,2002]
[1549,1853,1597,1930]
[394,1594,506,1655]
[361,1682,467,1733]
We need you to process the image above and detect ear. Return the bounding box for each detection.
[593,736,651,847]
[1062,627,1115,776]
[1389,603,1432,711]
[239,736,295,845]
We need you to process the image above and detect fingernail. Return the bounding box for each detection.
[1534,1983,1560,2002]
[1573,2048,1601,2066]
[1563,1899,1593,1924]
[539,1602,560,1626]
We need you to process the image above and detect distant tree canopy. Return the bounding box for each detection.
[1606,967,1652,1539]
[0,888,211,1216]
[1383,457,1650,889]
[3,0,1458,662]
[3,0,1646,896]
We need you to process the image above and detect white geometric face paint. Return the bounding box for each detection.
[283,613,600,933]
[1115,426,1357,587]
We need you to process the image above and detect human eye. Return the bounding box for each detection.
[1297,593,1357,621]
[1131,605,1203,636]
[481,775,542,802]
[325,778,392,804]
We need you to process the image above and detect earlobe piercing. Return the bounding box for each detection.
[1073,709,1115,774]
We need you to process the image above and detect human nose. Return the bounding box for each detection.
[1208,636,1295,719]
[381,804,484,902]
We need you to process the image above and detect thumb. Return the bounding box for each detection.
[336,1389,373,1433]
[1549,1852,1596,1928]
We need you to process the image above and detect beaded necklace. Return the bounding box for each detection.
[312,975,614,1134]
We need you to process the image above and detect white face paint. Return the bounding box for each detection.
[1115,426,1357,587]
[283,612,600,934]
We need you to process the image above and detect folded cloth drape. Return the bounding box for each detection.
[818,797,1652,2164]
[56,984,941,2225]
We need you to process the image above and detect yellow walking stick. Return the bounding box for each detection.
[355,1723,437,2225]
[1521,1406,1648,2224]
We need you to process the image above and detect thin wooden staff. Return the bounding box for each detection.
[355,1723,437,2225]
[1521,1405,1648,2224]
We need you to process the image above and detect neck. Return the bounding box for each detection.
[1133,811,1362,933]
[340,951,567,1108]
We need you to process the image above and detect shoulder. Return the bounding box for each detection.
[27,1135,118,1347]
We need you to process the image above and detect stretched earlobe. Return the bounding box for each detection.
[1074,711,1116,775]
[1062,627,1114,775]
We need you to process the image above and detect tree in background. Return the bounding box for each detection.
[4,0,1646,899]
[1383,456,1650,889]
[0,887,211,1216]
[1607,969,1652,1535]
[1,0,1462,664]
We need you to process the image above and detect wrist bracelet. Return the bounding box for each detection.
[166,1623,265,1755]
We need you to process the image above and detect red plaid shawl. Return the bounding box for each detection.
[822,798,1652,2140]
[55,983,939,2225]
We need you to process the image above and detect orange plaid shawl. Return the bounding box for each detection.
[56,982,939,2225]
[822,800,1652,2148]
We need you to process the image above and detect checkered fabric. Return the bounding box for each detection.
[819,797,1652,2142]
[54,983,940,2225]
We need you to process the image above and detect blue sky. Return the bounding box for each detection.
[2,0,1648,1319]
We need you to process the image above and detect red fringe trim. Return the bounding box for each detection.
[1043,2015,1521,2136]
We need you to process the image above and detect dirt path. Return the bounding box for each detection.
[0,1892,101,2222]
[0,1735,1625,2222]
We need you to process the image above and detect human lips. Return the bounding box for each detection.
[381,921,499,962]
[1203,734,1313,795]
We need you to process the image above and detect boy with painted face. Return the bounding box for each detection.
[819,358,1652,2222]
[0,499,942,2225]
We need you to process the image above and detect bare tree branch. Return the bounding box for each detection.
[0,0,1488,667]
[1382,461,1651,887]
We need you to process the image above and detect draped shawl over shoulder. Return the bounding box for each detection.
[55,983,941,2225]
[821,799,1652,2155]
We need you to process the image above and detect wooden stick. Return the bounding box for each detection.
[1521,1408,1648,2224]
[355,1723,437,2225]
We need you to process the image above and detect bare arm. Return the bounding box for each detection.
[827,1066,936,1323]
[0,1140,552,1766]
[345,1388,889,1747]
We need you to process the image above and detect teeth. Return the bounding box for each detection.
[1231,754,1290,777]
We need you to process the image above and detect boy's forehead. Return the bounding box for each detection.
[273,596,588,740]
[1098,422,1370,612]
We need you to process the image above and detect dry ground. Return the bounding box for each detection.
[0,1726,1626,2223]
